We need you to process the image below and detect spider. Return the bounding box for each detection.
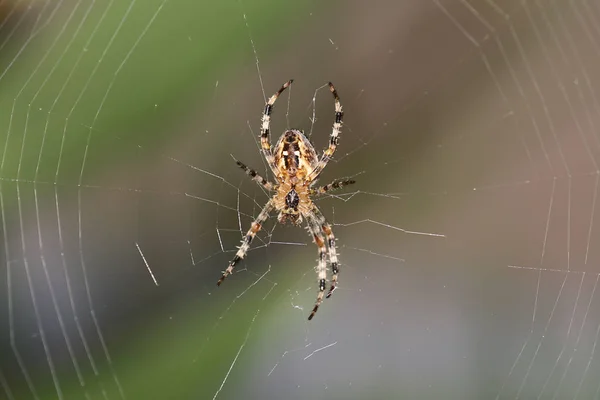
[217,80,355,320]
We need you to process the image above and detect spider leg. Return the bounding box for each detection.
[305,212,328,321]
[217,199,273,286]
[261,79,293,174]
[307,82,343,182]
[310,178,355,196]
[310,205,340,299]
[234,158,275,191]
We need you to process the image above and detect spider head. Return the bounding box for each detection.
[285,188,300,209]
[278,210,303,225]
[277,188,303,225]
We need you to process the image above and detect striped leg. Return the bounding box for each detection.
[306,213,328,321]
[308,82,343,182]
[322,223,339,298]
[217,200,273,286]
[235,159,275,191]
[310,179,355,196]
[261,80,293,174]
[310,205,340,298]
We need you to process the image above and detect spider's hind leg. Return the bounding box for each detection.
[307,82,343,182]
[261,79,293,174]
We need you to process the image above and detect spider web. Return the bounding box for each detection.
[1,0,600,399]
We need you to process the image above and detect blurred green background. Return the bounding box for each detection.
[2,1,600,399]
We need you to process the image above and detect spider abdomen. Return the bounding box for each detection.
[274,129,318,181]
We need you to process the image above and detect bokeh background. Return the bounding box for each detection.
[2,0,600,399]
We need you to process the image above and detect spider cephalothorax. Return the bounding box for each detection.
[217,80,355,320]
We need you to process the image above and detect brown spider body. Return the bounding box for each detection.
[274,129,318,182]
[217,80,355,320]
[273,129,317,225]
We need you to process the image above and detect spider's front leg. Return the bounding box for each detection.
[310,178,355,196]
[217,200,274,286]
[306,214,328,321]
[310,205,340,299]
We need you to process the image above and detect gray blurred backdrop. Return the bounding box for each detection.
[1,1,600,399]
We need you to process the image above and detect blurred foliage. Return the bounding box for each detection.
[1,1,316,398]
